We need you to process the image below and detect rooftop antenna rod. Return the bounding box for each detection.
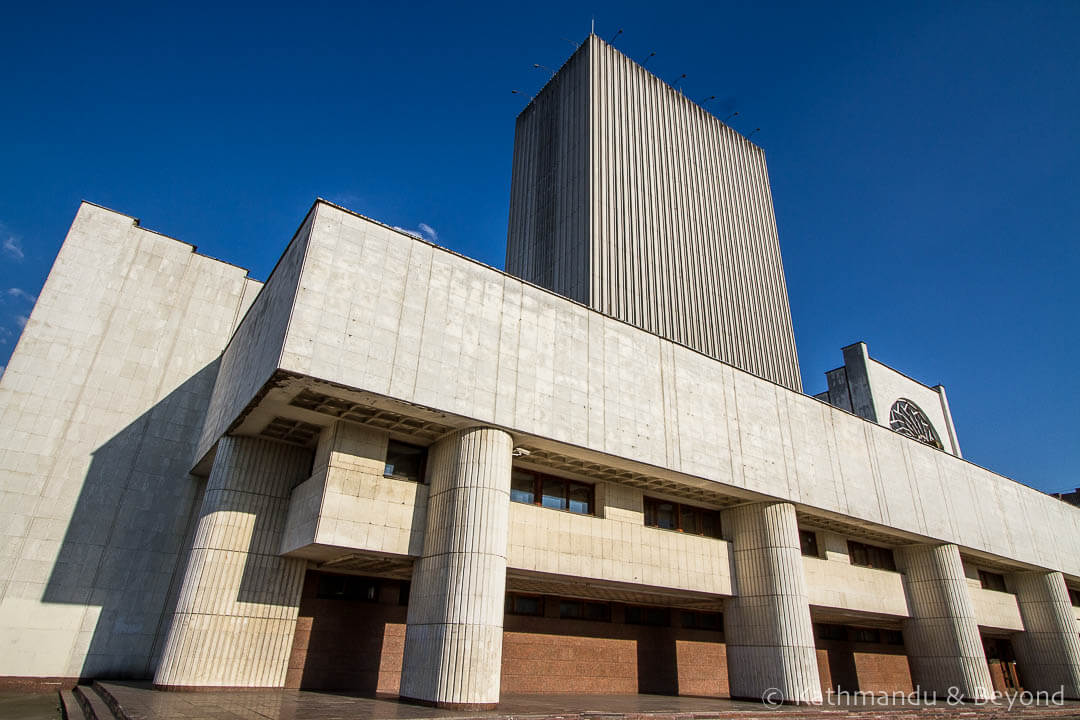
[700,95,716,105]
[723,111,739,122]
[673,73,687,92]
[533,63,554,77]
[747,127,761,139]
[591,18,595,34]
[562,37,580,49]
[511,90,535,101]
[643,51,656,67]
[609,28,623,43]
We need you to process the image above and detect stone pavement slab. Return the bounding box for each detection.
[96,683,1080,720]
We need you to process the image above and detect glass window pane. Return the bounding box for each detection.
[584,602,611,622]
[510,470,536,504]
[655,502,677,530]
[701,512,722,539]
[510,595,543,616]
[559,601,583,619]
[681,507,701,535]
[541,477,567,510]
[568,483,591,514]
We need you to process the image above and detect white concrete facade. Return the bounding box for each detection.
[3,199,1080,705]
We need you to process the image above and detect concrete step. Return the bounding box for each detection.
[58,689,87,720]
[72,686,117,720]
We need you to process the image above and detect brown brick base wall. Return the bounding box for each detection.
[815,642,913,695]
[288,572,728,697]
[502,615,727,697]
[286,572,407,693]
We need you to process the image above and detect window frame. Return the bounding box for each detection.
[978,570,1008,593]
[510,467,595,516]
[846,540,897,571]
[643,497,723,539]
[505,593,545,617]
[799,529,820,558]
[383,439,428,484]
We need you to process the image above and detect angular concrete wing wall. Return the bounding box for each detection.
[0,203,260,679]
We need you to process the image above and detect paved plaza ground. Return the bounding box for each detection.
[54,682,1080,720]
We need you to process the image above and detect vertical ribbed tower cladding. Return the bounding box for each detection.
[507,34,802,392]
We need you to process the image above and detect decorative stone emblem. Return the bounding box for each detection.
[889,398,943,450]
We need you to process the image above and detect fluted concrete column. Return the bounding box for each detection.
[400,427,513,709]
[1010,571,1080,698]
[154,436,312,688]
[898,543,992,700]
[722,502,821,704]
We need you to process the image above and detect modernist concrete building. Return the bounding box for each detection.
[2,34,1080,709]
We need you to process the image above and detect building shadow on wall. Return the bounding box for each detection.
[40,360,224,680]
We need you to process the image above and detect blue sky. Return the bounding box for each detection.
[1,1,1077,494]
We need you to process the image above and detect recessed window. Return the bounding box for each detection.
[882,629,904,645]
[816,623,847,641]
[680,610,723,632]
[384,440,427,483]
[559,599,611,622]
[1068,588,1080,607]
[505,593,544,616]
[643,497,722,539]
[799,529,820,557]
[317,573,380,602]
[625,605,670,627]
[510,468,594,515]
[854,628,881,644]
[847,540,896,571]
[979,570,1007,592]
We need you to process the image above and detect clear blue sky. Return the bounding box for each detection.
[1,1,1077,494]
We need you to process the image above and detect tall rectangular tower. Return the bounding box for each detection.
[507,34,802,391]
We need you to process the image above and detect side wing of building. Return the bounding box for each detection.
[0,203,260,680]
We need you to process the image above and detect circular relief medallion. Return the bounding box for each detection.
[889,398,943,450]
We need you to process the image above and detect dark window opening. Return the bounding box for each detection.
[643,497,722,539]
[979,570,1007,593]
[384,440,427,483]
[505,593,545,616]
[1068,588,1080,607]
[316,573,380,602]
[882,629,904,645]
[559,599,612,622]
[680,610,723,632]
[799,529,820,557]
[854,628,880,644]
[510,468,594,515]
[816,623,847,641]
[847,540,896,571]
[625,605,671,627]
